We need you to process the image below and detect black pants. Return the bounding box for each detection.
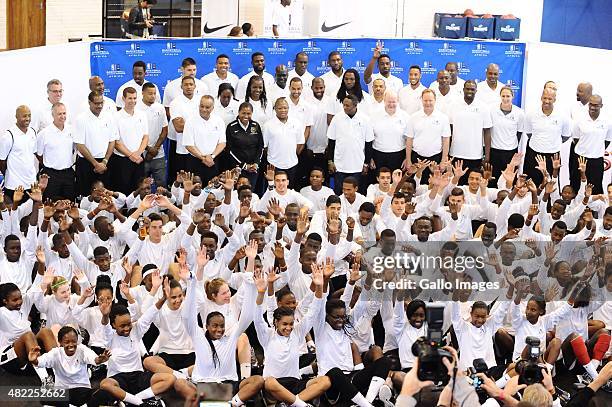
[571,156,604,195]
[41,167,76,201]
[167,139,178,185]
[490,147,517,185]
[373,149,405,173]
[325,357,392,402]
[411,151,442,185]
[45,387,92,406]
[568,139,580,193]
[455,158,482,185]
[524,142,556,187]
[76,156,110,197]
[186,154,219,186]
[110,154,145,195]
[297,149,328,191]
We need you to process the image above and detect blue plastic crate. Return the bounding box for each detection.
[434,13,467,39]
[494,17,521,41]
[467,17,495,39]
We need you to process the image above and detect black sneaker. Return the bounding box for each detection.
[141,398,165,407]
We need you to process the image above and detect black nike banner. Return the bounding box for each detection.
[201,0,239,37]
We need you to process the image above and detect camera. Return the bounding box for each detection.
[467,359,490,403]
[515,336,545,385]
[411,303,453,385]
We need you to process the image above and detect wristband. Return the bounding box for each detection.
[354,363,364,371]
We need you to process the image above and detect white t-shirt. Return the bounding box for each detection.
[0,126,37,190]
[288,69,315,90]
[201,71,239,96]
[398,83,427,114]
[136,101,168,159]
[367,72,404,94]
[307,95,331,154]
[32,99,55,132]
[327,111,375,173]
[525,108,571,153]
[299,185,335,216]
[114,109,149,157]
[449,99,493,160]
[182,113,226,156]
[570,101,590,122]
[36,123,75,170]
[271,3,291,36]
[320,69,345,98]
[35,344,98,388]
[169,94,199,150]
[430,77,465,94]
[263,116,305,169]
[371,109,410,153]
[162,76,209,107]
[476,80,503,107]
[408,109,451,157]
[573,115,612,158]
[214,98,240,126]
[249,99,273,126]
[116,79,161,108]
[288,97,314,129]
[432,86,461,115]
[327,91,373,117]
[490,105,526,150]
[73,110,118,159]
[268,83,290,106]
[235,71,275,101]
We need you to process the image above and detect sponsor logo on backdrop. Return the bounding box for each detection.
[197,41,217,55]
[505,79,520,94]
[473,24,489,33]
[233,41,252,55]
[456,62,470,76]
[389,60,403,76]
[203,22,231,34]
[92,44,110,58]
[302,40,322,54]
[286,61,294,70]
[106,63,126,78]
[338,41,356,55]
[404,41,423,55]
[505,44,523,58]
[316,60,329,75]
[445,23,461,31]
[161,42,182,56]
[471,43,490,57]
[125,42,145,57]
[500,25,516,33]
[267,41,287,55]
[438,42,457,56]
[145,62,161,77]
[422,61,437,75]
[354,60,367,73]
[321,21,351,32]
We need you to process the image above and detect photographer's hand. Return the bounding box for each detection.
[400,358,435,397]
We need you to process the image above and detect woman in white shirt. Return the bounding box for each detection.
[29,326,110,406]
[490,86,525,182]
[215,83,241,126]
[245,76,272,126]
[327,69,373,123]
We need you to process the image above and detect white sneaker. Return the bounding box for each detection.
[377,384,394,407]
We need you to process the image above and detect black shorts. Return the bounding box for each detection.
[0,344,26,374]
[110,371,155,395]
[275,377,308,394]
[159,352,196,370]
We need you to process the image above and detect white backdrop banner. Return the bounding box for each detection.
[201,0,239,37]
[263,0,304,37]
[317,0,399,37]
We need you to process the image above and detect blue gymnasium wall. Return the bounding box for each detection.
[541,0,612,50]
[90,38,526,106]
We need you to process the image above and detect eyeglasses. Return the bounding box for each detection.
[48,89,63,94]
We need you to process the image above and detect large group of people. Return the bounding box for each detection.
[0,41,611,407]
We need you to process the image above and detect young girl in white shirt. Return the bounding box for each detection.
[28,326,110,406]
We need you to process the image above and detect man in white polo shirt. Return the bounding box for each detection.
[235,52,275,101]
[137,82,168,187]
[0,106,37,199]
[36,103,75,200]
[33,79,64,132]
[268,64,290,106]
[371,91,409,174]
[572,95,611,194]
[201,54,239,97]
[304,77,331,182]
[363,43,404,95]
[168,76,200,179]
[287,77,314,188]
[321,51,345,98]
[406,89,451,184]
[448,80,492,185]
[430,62,465,94]
[476,63,502,107]
[432,70,460,115]
[89,76,117,116]
[263,97,305,187]
[399,65,427,114]
[568,82,593,192]
[287,52,315,92]
[74,92,117,197]
[162,57,209,111]
[111,87,149,195]
[116,60,161,108]
[370,78,387,113]
[182,95,226,184]
[523,88,571,186]
[327,94,374,194]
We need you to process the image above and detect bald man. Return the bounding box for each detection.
[88,76,118,115]
[0,106,38,199]
[268,64,290,106]
[524,88,571,185]
[476,63,503,106]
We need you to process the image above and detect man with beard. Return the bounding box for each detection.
[287,52,315,91]
[363,43,403,94]
[235,52,275,100]
[268,64,290,105]
[116,61,161,108]
[321,51,345,98]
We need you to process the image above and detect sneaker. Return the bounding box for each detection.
[601,380,612,393]
[40,375,54,389]
[377,384,394,407]
[580,372,594,384]
[141,398,165,407]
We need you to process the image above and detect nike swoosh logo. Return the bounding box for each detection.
[321,21,352,32]
[203,23,232,34]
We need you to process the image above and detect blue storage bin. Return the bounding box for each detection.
[494,17,521,40]
[467,17,494,39]
[434,13,466,39]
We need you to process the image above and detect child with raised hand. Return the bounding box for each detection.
[182,241,264,407]
[254,254,329,407]
[97,275,175,406]
[28,326,111,406]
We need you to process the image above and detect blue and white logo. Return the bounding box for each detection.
[161,42,182,55]
[198,41,217,55]
[505,44,523,58]
[267,41,287,55]
[404,41,423,55]
[145,62,161,77]
[302,40,321,54]
[316,60,329,74]
[473,24,489,33]
[338,41,356,55]
[456,62,471,76]
[422,61,437,75]
[471,43,490,57]
[106,63,126,78]
[92,43,110,58]
[125,42,145,56]
[445,23,461,31]
[500,25,515,33]
[438,42,457,56]
[233,41,252,55]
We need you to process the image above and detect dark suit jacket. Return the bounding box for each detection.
[128,6,151,37]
